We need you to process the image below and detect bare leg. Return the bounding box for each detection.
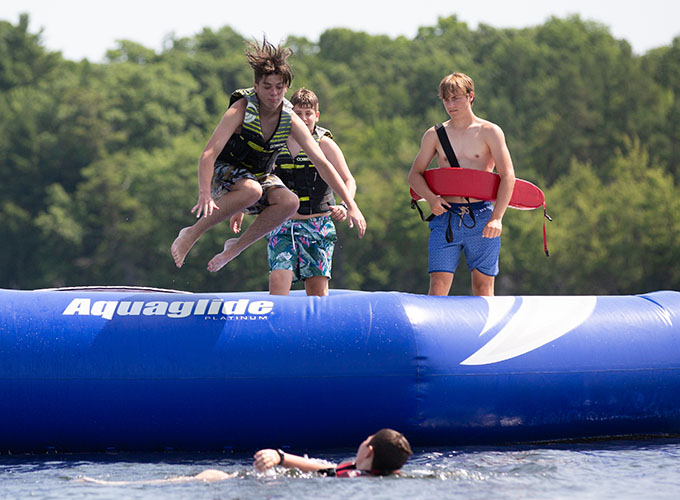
[304,276,329,296]
[471,269,495,296]
[77,469,235,485]
[207,187,299,272]
[171,181,262,268]
[428,272,454,296]
[269,269,295,295]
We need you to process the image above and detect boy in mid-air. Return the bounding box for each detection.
[171,39,365,273]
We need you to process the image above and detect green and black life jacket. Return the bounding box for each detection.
[275,125,336,215]
[216,88,293,177]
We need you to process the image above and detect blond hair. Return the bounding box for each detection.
[438,72,475,104]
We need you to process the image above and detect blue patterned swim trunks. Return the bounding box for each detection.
[428,201,500,277]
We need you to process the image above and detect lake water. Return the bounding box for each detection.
[2,439,679,499]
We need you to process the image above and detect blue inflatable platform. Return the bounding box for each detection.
[1,287,679,453]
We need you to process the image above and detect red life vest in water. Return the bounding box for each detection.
[320,461,376,477]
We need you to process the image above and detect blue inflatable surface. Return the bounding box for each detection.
[1,287,679,453]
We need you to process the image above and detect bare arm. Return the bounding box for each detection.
[319,136,357,198]
[192,98,247,218]
[408,128,450,216]
[291,115,366,237]
[482,124,516,238]
[254,449,334,473]
[320,136,356,222]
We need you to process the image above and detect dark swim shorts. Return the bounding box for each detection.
[211,161,286,215]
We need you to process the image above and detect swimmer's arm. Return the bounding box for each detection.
[254,448,334,473]
[408,128,450,216]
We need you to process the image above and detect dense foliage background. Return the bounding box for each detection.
[1,13,678,294]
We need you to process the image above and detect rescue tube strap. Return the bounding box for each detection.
[435,123,474,236]
[543,206,552,257]
[435,123,460,168]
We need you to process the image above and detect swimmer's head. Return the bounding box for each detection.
[355,428,413,475]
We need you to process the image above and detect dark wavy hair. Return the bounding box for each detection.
[245,38,294,86]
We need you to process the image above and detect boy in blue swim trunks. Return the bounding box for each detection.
[408,72,516,296]
[231,88,356,296]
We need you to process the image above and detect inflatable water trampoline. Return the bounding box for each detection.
[1,287,679,453]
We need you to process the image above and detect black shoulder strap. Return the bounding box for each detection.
[410,124,465,223]
[434,123,471,208]
[435,123,460,168]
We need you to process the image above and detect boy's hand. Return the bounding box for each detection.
[482,218,502,238]
[253,449,281,471]
[427,195,450,216]
[346,205,367,238]
[192,192,219,219]
[329,204,348,222]
[230,213,244,233]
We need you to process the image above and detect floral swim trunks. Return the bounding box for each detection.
[266,215,337,282]
[211,161,286,215]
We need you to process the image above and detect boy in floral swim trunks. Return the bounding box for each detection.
[232,88,356,296]
[171,40,366,274]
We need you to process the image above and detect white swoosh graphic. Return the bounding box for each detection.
[480,296,516,335]
[461,296,597,365]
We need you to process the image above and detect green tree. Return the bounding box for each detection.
[2,14,678,295]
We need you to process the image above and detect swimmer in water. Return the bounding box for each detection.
[78,428,412,484]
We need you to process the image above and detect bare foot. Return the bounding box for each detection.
[171,227,198,268]
[207,239,242,272]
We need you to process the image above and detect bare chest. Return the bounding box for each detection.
[259,114,280,143]
[436,127,493,170]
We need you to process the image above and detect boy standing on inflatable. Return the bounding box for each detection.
[171,39,366,272]
[408,72,516,296]
[231,88,356,296]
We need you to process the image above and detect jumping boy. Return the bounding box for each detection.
[171,39,366,273]
[408,72,516,296]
